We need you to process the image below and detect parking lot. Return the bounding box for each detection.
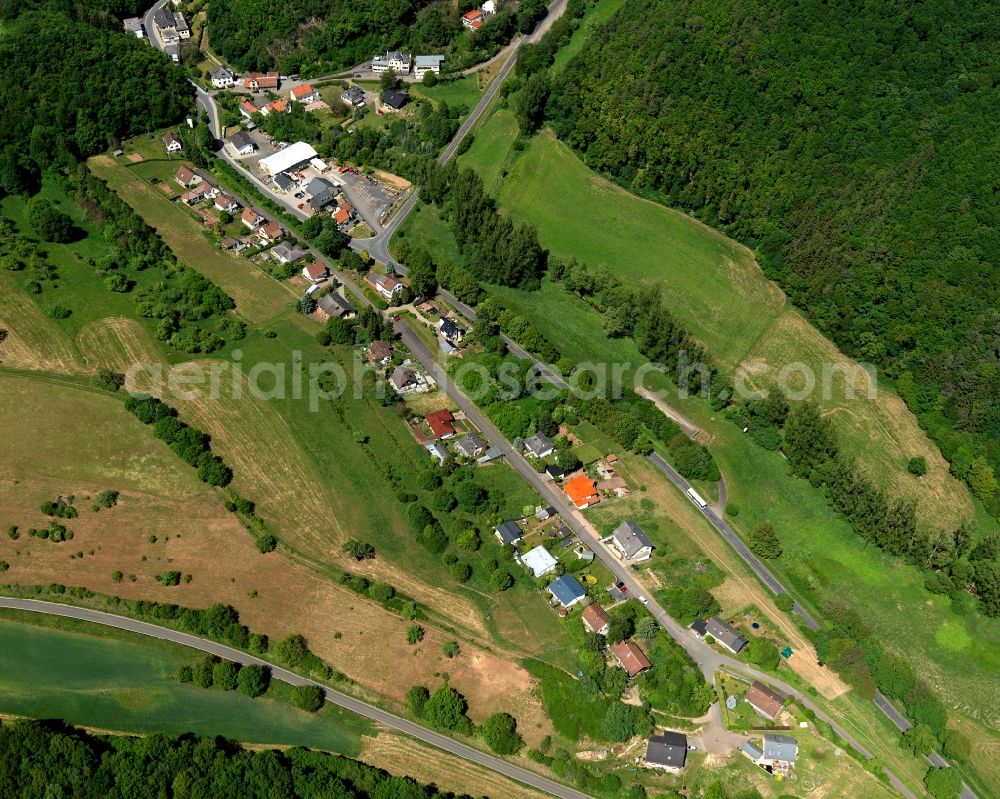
[336,167,402,228]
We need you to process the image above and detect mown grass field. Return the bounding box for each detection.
[409,74,484,113]
[0,612,372,754]
[88,154,295,324]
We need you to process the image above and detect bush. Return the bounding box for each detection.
[212,660,241,691]
[256,534,278,553]
[442,640,460,658]
[424,685,470,732]
[111,571,123,583]
[774,593,794,612]
[237,664,270,697]
[407,625,425,645]
[481,712,524,755]
[274,634,309,667]
[449,562,472,583]
[96,489,120,509]
[746,637,780,670]
[291,684,325,712]
[406,685,430,717]
[941,729,970,762]
[908,456,928,476]
[748,523,782,559]
[161,571,181,586]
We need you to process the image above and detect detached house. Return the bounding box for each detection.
[414,55,444,79]
[581,603,611,636]
[744,734,798,773]
[214,193,240,214]
[494,520,523,546]
[211,66,236,88]
[174,165,201,188]
[257,220,283,244]
[391,365,419,393]
[521,545,558,578]
[424,408,456,440]
[316,292,355,321]
[453,433,486,459]
[705,616,749,654]
[745,682,785,721]
[462,9,484,29]
[302,260,330,284]
[366,272,402,300]
[368,339,393,365]
[239,98,261,119]
[564,474,600,509]
[548,574,586,609]
[341,86,366,108]
[163,132,183,154]
[241,208,264,229]
[643,732,688,772]
[270,243,307,264]
[523,433,554,459]
[438,317,465,343]
[371,51,412,74]
[604,520,654,563]
[245,72,280,91]
[228,130,256,156]
[290,84,318,103]
[611,640,651,677]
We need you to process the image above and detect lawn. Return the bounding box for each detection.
[456,108,520,194]
[393,202,464,267]
[409,74,484,114]
[88,153,295,324]
[0,612,372,754]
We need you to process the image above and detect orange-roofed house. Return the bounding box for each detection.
[245,72,279,91]
[425,409,456,440]
[301,260,330,283]
[581,603,611,636]
[290,84,318,103]
[261,98,288,116]
[611,640,651,677]
[333,206,350,225]
[462,9,484,29]
[565,474,600,509]
[257,220,282,243]
[241,208,264,228]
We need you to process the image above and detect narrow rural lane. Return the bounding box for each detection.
[0,597,598,799]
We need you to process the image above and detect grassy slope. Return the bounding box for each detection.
[550,0,629,75]
[0,612,372,754]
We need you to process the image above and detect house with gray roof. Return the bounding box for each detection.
[211,66,236,88]
[341,86,366,107]
[272,172,295,192]
[425,441,450,466]
[494,520,523,546]
[604,520,654,562]
[762,735,798,766]
[706,616,749,654]
[477,446,504,464]
[307,177,336,209]
[414,54,444,79]
[453,433,487,459]
[548,574,587,608]
[741,741,763,763]
[523,433,554,458]
[123,17,145,37]
[317,292,355,321]
[642,732,688,772]
[228,130,256,156]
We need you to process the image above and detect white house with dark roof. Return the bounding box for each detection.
[642,732,688,772]
[523,433,554,459]
[211,66,236,88]
[371,51,412,74]
[603,520,654,563]
[228,130,256,156]
[705,616,748,654]
[453,433,487,459]
[494,520,523,546]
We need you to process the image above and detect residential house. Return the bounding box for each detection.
[604,520,654,563]
[414,54,444,79]
[368,339,393,365]
[316,292,355,321]
[341,86,366,108]
[462,9,484,29]
[494,520,523,546]
[258,142,318,177]
[245,72,280,91]
[535,505,556,521]
[453,433,486,459]
[241,208,264,229]
[521,545,558,578]
[548,574,587,608]
[271,243,307,264]
[391,365,419,393]
[424,409,456,440]
[123,17,145,37]
[745,682,785,721]
[425,441,450,466]
[642,732,688,772]
[366,272,403,300]
[333,206,351,226]
[381,89,408,111]
[173,12,190,38]
[760,735,798,769]
[544,464,565,482]
[214,193,239,214]
[228,130,256,156]
[290,84,318,103]
[301,260,329,283]
[163,132,183,154]
[272,172,295,193]
[438,317,465,343]
[240,98,261,119]
[573,543,595,562]
[611,640,652,677]
[440,339,458,356]
[581,603,611,636]
[523,433,554,459]
[307,177,336,209]
[180,186,208,205]
[261,98,288,116]
[564,474,600,509]
[689,618,708,637]
[257,220,283,244]
[371,51,412,74]
[222,237,244,252]
[152,7,178,42]
[706,616,748,654]
[211,66,235,88]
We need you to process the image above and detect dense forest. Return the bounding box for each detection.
[208,0,549,74]
[0,718,476,798]
[0,9,190,195]
[547,0,1000,513]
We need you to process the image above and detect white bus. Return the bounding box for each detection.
[686,487,708,509]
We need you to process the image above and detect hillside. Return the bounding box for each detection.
[546,0,1000,514]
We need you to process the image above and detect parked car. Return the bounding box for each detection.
[614,580,628,594]
[639,596,649,605]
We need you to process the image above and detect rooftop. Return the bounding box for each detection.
[611,640,651,677]
[548,574,586,606]
[521,545,558,578]
[495,520,523,545]
[644,732,687,769]
[609,520,654,557]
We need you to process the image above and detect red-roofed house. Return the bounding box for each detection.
[581,603,611,636]
[214,193,239,213]
[462,9,483,29]
[424,409,456,440]
[333,206,350,225]
[241,208,264,228]
[564,474,600,509]
[257,220,282,244]
[290,84,318,103]
[174,165,201,188]
[302,260,329,283]
[366,272,402,300]
[245,72,279,91]
[611,640,651,677]
[240,98,259,118]
[164,131,183,154]
[261,98,288,116]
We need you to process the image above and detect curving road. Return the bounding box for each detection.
[0,597,596,799]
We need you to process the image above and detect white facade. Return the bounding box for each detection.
[414,55,444,79]
[371,51,412,74]
[257,142,318,177]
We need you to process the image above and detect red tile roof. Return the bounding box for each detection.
[241,207,262,225]
[463,9,483,20]
[425,409,455,439]
[745,682,784,719]
[333,207,350,224]
[260,220,282,240]
[565,474,599,508]
[246,72,279,89]
[581,603,611,633]
[611,640,651,677]
[303,261,328,280]
[291,84,314,99]
[174,165,195,185]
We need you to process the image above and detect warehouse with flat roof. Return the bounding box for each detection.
[258,142,318,177]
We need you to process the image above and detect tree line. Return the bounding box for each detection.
[545,0,1000,515]
[0,718,480,798]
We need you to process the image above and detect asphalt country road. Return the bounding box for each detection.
[0,597,596,799]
